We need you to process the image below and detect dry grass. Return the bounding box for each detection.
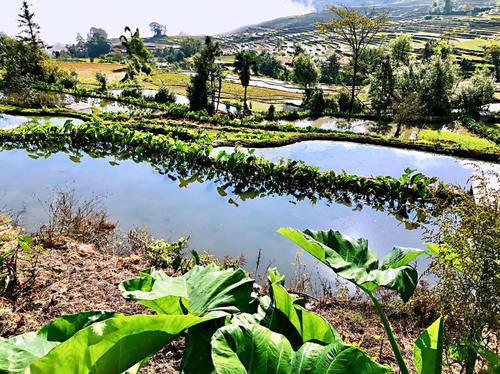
[53,61,126,83]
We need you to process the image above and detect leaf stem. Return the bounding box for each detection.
[368,292,409,374]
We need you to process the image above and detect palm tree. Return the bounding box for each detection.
[233,51,259,113]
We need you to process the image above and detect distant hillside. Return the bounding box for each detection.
[236,0,431,35]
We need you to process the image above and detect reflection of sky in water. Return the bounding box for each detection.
[0,115,83,129]
[281,117,372,133]
[215,141,499,187]
[0,149,432,279]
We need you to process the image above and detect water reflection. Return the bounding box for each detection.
[0,147,433,277]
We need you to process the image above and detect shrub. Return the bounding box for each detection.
[95,72,108,92]
[338,90,362,114]
[306,88,327,117]
[154,86,176,104]
[266,104,275,120]
[39,189,117,251]
[0,215,45,300]
[121,86,143,99]
[424,174,500,374]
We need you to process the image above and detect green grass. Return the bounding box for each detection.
[418,129,498,151]
[453,38,488,52]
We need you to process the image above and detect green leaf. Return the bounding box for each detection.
[279,228,430,302]
[211,323,390,374]
[120,264,257,316]
[414,316,444,374]
[264,268,340,346]
[27,314,212,374]
[0,311,120,373]
[180,321,221,374]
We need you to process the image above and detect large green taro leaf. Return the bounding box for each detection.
[260,268,340,347]
[27,314,213,374]
[211,323,390,374]
[0,311,120,374]
[119,263,257,316]
[414,316,444,374]
[279,228,431,302]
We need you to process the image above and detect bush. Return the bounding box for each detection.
[425,174,500,373]
[306,88,327,117]
[127,226,189,268]
[121,86,143,99]
[337,90,362,114]
[95,72,108,92]
[154,86,176,104]
[58,69,79,90]
[265,104,275,120]
[1,215,44,300]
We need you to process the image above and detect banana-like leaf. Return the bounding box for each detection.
[27,314,213,374]
[0,311,120,374]
[279,228,431,302]
[211,323,390,374]
[414,316,444,374]
[120,264,257,316]
[262,268,340,346]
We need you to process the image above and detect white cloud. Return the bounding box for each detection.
[1,0,312,44]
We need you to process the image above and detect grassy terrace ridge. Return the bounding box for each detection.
[2,101,499,163]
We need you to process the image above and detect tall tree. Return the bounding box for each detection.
[17,1,44,48]
[390,34,412,66]
[292,54,319,99]
[187,36,221,113]
[257,51,282,79]
[149,22,167,38]
[368,55,395,115]
[87,27,108,40]
[292,43,305,63]
[318,6,389,120]
[180,37,202,58]
[86,32,111,59]
[120,27,152,81]
[234,51,259,113]
[485,44,500,82]
[319,53,340,84]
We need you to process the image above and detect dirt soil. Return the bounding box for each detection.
[1,238,439,374]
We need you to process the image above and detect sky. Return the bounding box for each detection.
[0,0,313,45]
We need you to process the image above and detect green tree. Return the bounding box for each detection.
[318,6,389,119]
[187,36,221,113]
[180,37,202,58]
[292,43,305,63]
[485,44,500,82]
[17,1,45,48]
[0,3,46,95]
[395,54,457,116]
[292,54,319,100]
[120,27,152,81]
[87,27,108,40]
[149,22,167,38]
[120,27,152,61]
[234,51,259,113]
[86,32,111,60]
[390,34,412,66]
[257,51,282,79]
[319,54,340,84]
[422,39,438,61]
[454,68,495,117]
[95,71,108,92]
[66,33,88,58]
[368,55,395,115]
